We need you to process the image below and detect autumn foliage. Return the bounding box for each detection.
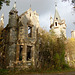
[36,29,68,70]
[65,38,75,67]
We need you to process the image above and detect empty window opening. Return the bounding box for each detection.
[19,45,23,61]
[0,39,2,41]
[30,13,31,17]
[27,46,32,61]
[28,26,32,37]
[55,22,57,26]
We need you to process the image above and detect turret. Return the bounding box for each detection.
[8,1,18,27]
[50,16,53,25]
[54,3,61,27]
[50,3,66,37]
[54,4,61,22]
[6,1,18,67]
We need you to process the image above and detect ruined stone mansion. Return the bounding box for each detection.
[0,2,41,68]
[0,1,75,69]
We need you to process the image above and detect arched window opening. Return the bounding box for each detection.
[55,22,57,26]
[28,26,32,37]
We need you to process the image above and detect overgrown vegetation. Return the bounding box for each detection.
[0,67,75,75]
[65,38,75,67]
[36,29,68,70]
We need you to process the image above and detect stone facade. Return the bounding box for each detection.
[0,3,40,69]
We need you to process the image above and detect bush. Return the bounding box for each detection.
[37,30,67,70]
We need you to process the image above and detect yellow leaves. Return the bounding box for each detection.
[69,37,75,41]
[66,38,75,50]
[65,38,75,67]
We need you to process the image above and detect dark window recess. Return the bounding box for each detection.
[30,13,31,17]
[55,22,57,26]
[0,39,2,41]
[27,46,32,61]
[28,26,32,37]
[19,45,23,61]
[9,12,14,15]
[56,18,58,20]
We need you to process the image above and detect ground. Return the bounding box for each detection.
[1,70,75,75]
[16,72,75,75]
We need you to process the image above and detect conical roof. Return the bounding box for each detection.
[10,1,18,13]
[54,5,61,22]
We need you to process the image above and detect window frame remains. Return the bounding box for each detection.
[28,26,32,37]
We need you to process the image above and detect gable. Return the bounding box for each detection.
[19,8,40,28]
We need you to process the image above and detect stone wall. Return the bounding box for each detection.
[0,8,40,69]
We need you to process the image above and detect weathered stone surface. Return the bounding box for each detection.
[0,7,40,69]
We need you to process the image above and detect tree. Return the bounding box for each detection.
[65,38,75,68]
[37,29,67,70]
[0,0,10,9]
[62,0,75,9]
[62,0,75,24]
[62,0,75,4]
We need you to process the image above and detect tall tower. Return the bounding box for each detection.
[50,4,66,37]
[9,1,18,27]
[7,1,18,67]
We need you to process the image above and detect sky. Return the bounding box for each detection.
[0,0,75,38]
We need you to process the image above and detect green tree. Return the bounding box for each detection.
[62,0,75,9]
[0,0,10,9]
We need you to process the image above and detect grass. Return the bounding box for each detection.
[0,69,9,75]
[0,68,75,75]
